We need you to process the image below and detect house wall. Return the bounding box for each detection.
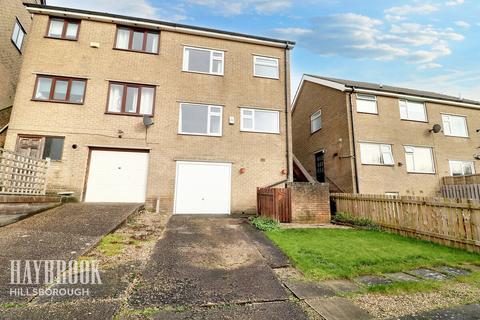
[292,81,355,192]
[5,14,290,213]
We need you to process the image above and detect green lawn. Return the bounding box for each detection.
[266,228,480,280]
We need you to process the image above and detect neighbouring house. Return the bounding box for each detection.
[292,74,480,196]
[0,0,45,147]
[4,4,295,214]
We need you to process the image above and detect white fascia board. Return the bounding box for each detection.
[291,75,347,112]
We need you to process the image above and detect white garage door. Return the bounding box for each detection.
[85,150,149,203]
[174,161,232,214]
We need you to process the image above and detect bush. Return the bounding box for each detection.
[250,216,280,231]
[334,212,379,230]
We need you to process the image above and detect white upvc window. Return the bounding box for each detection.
[182,46,224,75]
[179,103,223,136]
[449,160,475,176]
[359,143,394,165]
[356,94,378,114]
[310,110,322,133]
[442,114,468,137]
[11,18,26,52]
[253,56,279,79]
[399,99,427,122]
[404,146,435,173]
[240,108,280,134]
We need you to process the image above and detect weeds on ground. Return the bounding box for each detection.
[334,212,379,230]
[250,216,280,231]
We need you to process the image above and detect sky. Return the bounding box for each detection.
[48,0,480,101]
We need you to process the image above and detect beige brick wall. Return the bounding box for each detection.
[288,182,330,223]
[292,81,355,192]
[5,14,291,213]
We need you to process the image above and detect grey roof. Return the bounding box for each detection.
[24,4,295,46]
[306,74,480,106]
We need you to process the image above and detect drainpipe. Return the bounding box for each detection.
[284,43,294,184]
[347,90,360,193]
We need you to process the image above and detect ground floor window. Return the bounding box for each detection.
[404,146,435,174]
[15,135,65,160]
[359,142,394,165]
[449,160,475,176]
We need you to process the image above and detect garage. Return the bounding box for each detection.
[84,149,149,203]
[174,161,232,214]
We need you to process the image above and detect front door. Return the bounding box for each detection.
[15,136,44,158]
[315,151,325,183]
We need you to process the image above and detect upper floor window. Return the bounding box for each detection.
[240,108,280,134]
[399,99,427,122]
[359,142,394,165]
[182,47,224,75]
[115,27,159,54]
[47,18,80,40]
[356,94,378,114]
[442,114,468,138]
[11,18,26,52]
[33,75,86,104]
[310,110,322,133]
[179,103,222,136]
[404,146,435,174]
[253,56,279,79]
[449,160,475,176]
[107,82,155,116]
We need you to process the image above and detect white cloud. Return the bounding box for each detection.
[455,20,471,28]
[385,14,406,22]
[186,0,292,16]
[385,4,438,16]
[273,27,312,36]
[418,63,442,70]
[445,0,465,6]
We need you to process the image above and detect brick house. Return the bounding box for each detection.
[292,74,480,196]
[0,0,45,146]
[5,4,295,214]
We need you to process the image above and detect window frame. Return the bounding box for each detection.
[16,134,65,161]
[32,75,87,105]
[113,26,160,54]
[404,145,435,174]
[178,103,223,137]
[310,110,322,134]
[253,55,279,79]
[359,142,395,166]
[182,46,225,76]
[105,81,156,117]
[449,160,475,176]
[399,99,428,122]
[240,108,280,134]
[45,17,80,41]
[11,18,26,52]
[442,114,469,138]
[356,94,378,114]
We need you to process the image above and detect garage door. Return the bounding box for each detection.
[84,150,149,203]
[174,161,232,214]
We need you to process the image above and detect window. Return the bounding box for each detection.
[359,143,394,165]
[442,114,468,137]
[11,18,26,51]
[33,75,86,104]
[449,160,475,176]
[356,94,378,114]
[404,146,435,173]
[399,99,427,122]
[253,56,279,79]
[107,82,155,116]
[182,47,224,75]
[179,103,222,136]
[16,135,64,160]
[385,192,399,196]
[115,27,159,54]
[241,108,280,134]
[310,110,322,133]
[47,18,80,40]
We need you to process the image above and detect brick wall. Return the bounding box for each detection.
[288,182,331,223]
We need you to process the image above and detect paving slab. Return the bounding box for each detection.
[322,279,361,293]
[408,268,449,281]
[306,297,372,320]
[392,303,480,320]
[354,275,393,286]
[384,272,420,282]
[436,266,471,277]
[284,279,336,299]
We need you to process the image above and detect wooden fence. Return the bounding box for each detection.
[331,193,480,253]
[441,175,480,201]
[0,148,49,195]
[257,187,291,223]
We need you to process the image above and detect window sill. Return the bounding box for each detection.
[181,70,224,77]
[361,163,395,167]
[253,75,279,80]
[178,132,222,137]
[44,36,78,41]
[357,111,379,115]
[400,118,429,123]
[443,134,470,139]
[240,130,280,135]
[310,129,322,135]
[31,99,84,105]
[406,171,436,175]
[105,112,153,117]
[113,47,159,55]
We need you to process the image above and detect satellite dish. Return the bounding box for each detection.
[143,115,154,126]
[474,153,480,160]
[430,124,441,133]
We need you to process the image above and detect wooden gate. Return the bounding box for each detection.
[257,187,291,223]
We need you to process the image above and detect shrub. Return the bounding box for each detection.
[334,212,379,230]
[250,216,280,231]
